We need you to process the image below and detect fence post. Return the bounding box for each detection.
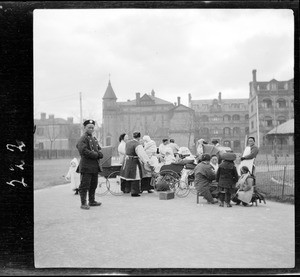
[281,165,286,198]
[266,154,269,172]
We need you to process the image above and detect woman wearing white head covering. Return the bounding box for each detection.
[143,135,157,158]
[196,139,206,157]
[65,157,80,195]
[140,135,157,193]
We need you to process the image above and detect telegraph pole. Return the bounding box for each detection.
[80,92,83,135]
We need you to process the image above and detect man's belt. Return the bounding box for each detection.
[126,155,139,158]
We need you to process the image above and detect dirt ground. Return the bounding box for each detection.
[34,183,295,271]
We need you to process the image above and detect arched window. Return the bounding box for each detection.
[213,128,218,134]
[262,99,272,108]
[223,127,231,135]
[233,127,240,135]
[212,115,219,122]
[264,116,273,127]
[232,114,240,121]
[201,127,209,134]
[245,114,249,121]
[223,114,231,122]
[277,98,286,108]
[277,116,286,125]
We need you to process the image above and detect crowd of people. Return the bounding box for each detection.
[65,119,260,210]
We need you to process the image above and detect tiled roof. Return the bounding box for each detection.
[118,93,174,106]
[267,119,294,135]
[34,118,69,125]
[191,98,248,104]
[103,80,117,99]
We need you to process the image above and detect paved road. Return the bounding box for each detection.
[34,184,294,269]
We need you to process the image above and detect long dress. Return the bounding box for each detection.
[238,146,255,175]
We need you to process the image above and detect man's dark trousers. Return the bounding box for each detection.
[79,173,98,204]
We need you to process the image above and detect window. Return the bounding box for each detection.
[223,127,231,135]
[262,99,272,108]
[233,127,240,135]
[37,127,44,136]
[271,83,277,91]
[232,114,240,121]
[223,114,231,122]
[201,127,209,134]
[213,128,218,134]
[277,99,286,108]
[278,83,285,90]
[212,115,218,121]
[251,105,254,112]
[264,116,273,127]
[277,116,286,125]
[245,114,249,121]
[291,100,294,108]
[245,127,249,134]
[251,121,254,129]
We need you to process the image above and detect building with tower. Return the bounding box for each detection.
[102,80,195,154]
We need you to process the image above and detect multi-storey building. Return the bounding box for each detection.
[102,80,195,153]
[248,69,294,148]
[34,113,81,150]
[189,92,249,153]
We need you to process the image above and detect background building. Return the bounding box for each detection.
[102,80,195,154]
[189,92,249,153]
[248,69,294,153]
[34,113,81,150]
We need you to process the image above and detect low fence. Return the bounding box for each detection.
[255,163,294,203]
[34,149,80,159]
[34,150,294,203]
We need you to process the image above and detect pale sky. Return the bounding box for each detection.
[34,8,294,124]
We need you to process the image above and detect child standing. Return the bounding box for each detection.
[65,158,80,195]
[216,153,239,207]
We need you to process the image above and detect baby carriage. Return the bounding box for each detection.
[150,162,197,198]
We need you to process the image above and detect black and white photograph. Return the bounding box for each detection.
[1,1,298,275]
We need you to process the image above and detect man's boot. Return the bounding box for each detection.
[80,190,90,210]
[88,191,102,206]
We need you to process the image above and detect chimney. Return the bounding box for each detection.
[136,92,140,105]
[41,112,46,120]
[177,96,181,106]
[151,89,155,97]
[218,92,222,102]
[67,117,73,124]
[252,69,257,82]
[49,114,54,120]
[188,93,192,102]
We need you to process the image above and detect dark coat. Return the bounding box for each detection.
[216,160,238,189]
[194,161,216,194]
[243,145,259,160]
[120,139,142,180]
[76,132,103,174]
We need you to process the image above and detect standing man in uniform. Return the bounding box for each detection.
[76,119,103,210]
[120,131,152,197]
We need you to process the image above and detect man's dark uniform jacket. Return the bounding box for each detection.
[76,132,103,173]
